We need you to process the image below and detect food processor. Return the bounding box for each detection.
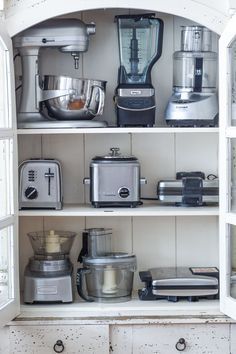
[77,228,137,303]
[114,14,163,127]
[24,230,76,303]
[165,26,218,126]
[13,19,107,128]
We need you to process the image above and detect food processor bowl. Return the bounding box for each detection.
[27,230,76,256]
[43,75,106,120]
[77,253,137,303]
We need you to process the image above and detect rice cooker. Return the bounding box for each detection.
[84,147,146,207]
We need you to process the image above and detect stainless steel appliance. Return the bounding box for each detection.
[77,228,137,303]
[24,230,76,303]
[13,19,107,128]
[157,172,219,206]
[19,159,62,209]
[138,267,219,302]
[165,26,218,126]
[84,147,147,207]
[114,14,163,126]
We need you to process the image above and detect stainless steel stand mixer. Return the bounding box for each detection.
[13,19,107,128]
[165,26,218,127]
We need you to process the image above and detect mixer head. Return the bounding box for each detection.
[14,19,96,69]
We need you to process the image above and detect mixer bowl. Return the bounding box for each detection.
[43,75,106,120]
[27,230,76,255]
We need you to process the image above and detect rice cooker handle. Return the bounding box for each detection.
[76,268,94,302]
[89,85,105,116]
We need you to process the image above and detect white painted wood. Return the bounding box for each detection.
[123,324,230,354]
[0,19,20,327]
[42,135,85,204]
[176,216,219,267]
[18,204,219,217]
[219,12,236,320]
[132,217,176,289]
[110,325,132,354]
[17,128,220,135]
[17,298,222,320]
[9,324,109,354]
[4,0,227,37]
[175,133,218,176]
[132,133,175,197]
[0,326,10,354]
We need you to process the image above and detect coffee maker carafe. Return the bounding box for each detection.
[115,14,163,127]
[165,26,218,126]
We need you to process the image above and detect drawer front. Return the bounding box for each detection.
[110,324,230,354]
[10,324,109,354]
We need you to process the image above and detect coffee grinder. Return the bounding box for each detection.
[115,14,164,127]
[165,26,218,126]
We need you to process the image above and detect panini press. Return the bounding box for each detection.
[157,171,219,206]
[138,267,219,302]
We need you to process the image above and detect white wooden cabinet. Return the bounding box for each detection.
[9,325,109,354]
[110,324,231,353]
[1,0,236,353]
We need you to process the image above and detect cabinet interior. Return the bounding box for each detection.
[17,8,219,307]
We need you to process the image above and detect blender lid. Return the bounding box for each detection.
[84,228,112,236]
[92,147,137,161]
[83,253,137,266]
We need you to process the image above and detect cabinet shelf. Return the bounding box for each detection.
[17,127,219,135]
[18,203,219,217]
[17,298,224,323]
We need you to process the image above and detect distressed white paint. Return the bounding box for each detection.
[9,324,109,354]
[111,324,230,354]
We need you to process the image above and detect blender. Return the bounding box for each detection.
[77,228,137,303]
[165,26,218,126]
[114,14,164,127]
[24,230,76,303]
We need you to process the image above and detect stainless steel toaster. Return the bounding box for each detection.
[84,148,146,208]
[19,159,63,209]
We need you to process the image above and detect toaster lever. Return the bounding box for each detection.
[45,168,55,196]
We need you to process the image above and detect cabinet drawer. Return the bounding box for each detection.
[110,323,230,354]
[10,324,109,354]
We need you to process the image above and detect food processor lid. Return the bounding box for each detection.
[84,228,112,236]
[92,147,137,161]
[83,253,137,266]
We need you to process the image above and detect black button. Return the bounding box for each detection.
[119,187,130,198]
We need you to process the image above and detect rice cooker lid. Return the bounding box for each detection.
[92,147,137,161]
[83,252,137,266]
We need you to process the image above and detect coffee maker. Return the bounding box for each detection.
[165,26,218,126]
[115,14,163,127]
[24,230,76,303]
[13,19,107,128]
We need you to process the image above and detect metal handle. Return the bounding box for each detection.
[53,340,64,353]
[88,85,105,116]
[140,178,147,185]
[83,178,90,185]
[175,338,186,351]
[76,268,94,302]
[110,147,120,156]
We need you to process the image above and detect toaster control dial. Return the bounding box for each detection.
[118,187,130,198]
[25,186,38,200]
